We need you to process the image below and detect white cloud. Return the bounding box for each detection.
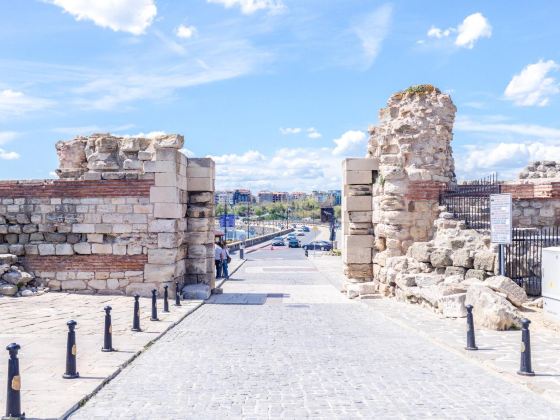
[504,60,560,106]
[125,131,167,139]
[460,142,560,179]
[353,4,392,68]
[176,25,197,39]
[455,13,492,48]
[48,0,157,35]
[423,13,491,49]
[0,89,53,118]
[210,150,266,165]
[207,0,285,15]
[0,131,19,145]
[0,148,19,160]
[280,127,301,135]
[307,127,321,139]
[456,115,560,139]
[332,130,366,155]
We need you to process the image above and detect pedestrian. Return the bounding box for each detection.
[214,241,223,278]
[221,241,231,280]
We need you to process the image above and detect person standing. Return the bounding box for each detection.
[214,242,223,279]
[221,242,231,280]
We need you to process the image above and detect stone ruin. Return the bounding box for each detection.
[519,161,560,180]
[342,85,559,330]
[0,133,216,298]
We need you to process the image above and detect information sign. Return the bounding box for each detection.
[490,194,512,245]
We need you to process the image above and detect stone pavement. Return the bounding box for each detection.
[72,250,559,419]
[0,292,202,419]
[310,254,560,405]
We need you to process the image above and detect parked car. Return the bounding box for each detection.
[286,233,297,240]
[296,230,305,236]
[302,226,310,232]
[288,238,301,248]
[272,237,285,246]
[303,241,332,251]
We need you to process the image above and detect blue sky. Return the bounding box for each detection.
[1,0,560,191]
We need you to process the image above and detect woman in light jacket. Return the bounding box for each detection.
[221,242,231,280]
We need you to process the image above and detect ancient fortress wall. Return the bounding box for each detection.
[0,134,215,296]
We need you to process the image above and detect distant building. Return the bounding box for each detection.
[233,189,252,205]
[328,190,342,206]
[215,191,233,205]
[290,192,308,201]
[312,190,329,204]
[257,191,274,203]
[272,192,288,203]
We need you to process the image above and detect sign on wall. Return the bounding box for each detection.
[490,193,512,245]
[321,207,334,223]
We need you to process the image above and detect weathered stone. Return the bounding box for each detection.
[465,284,522,330]
[414,273,444,288]
[3,270,33,285]
[439,293,467,318]
[444,266,465,278]
[430,249,452,268]
[0,254,18,265]
[465,269,487,281]
[484,275,527,307]
[473,251,495,272]
[407,242,432,263]
[0,283,18,296]
[182,283,211,300]
[452,249,473,268]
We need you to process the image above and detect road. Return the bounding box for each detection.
[70,238,559,419]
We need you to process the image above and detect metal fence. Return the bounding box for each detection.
[505,226,560,296]
[439,174,500,231]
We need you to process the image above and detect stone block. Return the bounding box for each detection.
[189,192,213,204]
[452,249,473,268]
[473,251,495,272]
[485,275,527,307]
[144,263,176,282]
[186,167,213,178]
[148,248,178,264]
[344,158,379,171]
[87,233,104,243]
[125,282,159,297]
[465,269,487,281]
[185,258,208,274]
[61,280,87,290]
[345,196,372,211]
[88,279,107,290]
[154,203,183,219]
[465,284,521,330]
[439,293,467,318]
[344,170,373,185]
[150,186,180,203]
[408,242,432,263]
[187,218,210,232]
[187,177,214,192]
[158,233,181,248]
[344,247,372,264]
[344,234,374,248]
[144,160,177,174]
[73,242,91,255]
[430,249,452,268]
[55,244,74,255]
[155,172,178,187]
[148,219,178,233]
[182,283,211,300]
[38,244,55,256]
[444,266,465,278]
[91,243,113,254]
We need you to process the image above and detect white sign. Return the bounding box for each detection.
[490,194,512,244]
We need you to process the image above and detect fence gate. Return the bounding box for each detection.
[505,226,560,296]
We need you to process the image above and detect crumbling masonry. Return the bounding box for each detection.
[0,133,215,296]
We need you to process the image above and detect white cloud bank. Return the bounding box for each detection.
[207,0,285,15]
[48,0,157,35]
[504,60,560,106]
[332,130,366,155]
[280,127,322,139]
[425,12,492,49]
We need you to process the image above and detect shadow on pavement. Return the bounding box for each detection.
[207,293,268,305]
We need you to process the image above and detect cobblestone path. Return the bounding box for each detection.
[71,251,559,419]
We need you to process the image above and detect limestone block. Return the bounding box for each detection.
[88,279,107,290]
[185,258,208,274]
[439,293,467,318]
[344,234,374,248]
[123,159,142,170]
[148,219,178,233]
[153,134,184,149]
[55,244,74,255]
[345,196,372,211]
[38,244,55,256]
[187,177,214,192]
[187,218,210,232]
[125,282,160,297]
[182,283,211,300]
[430,249,452,268]
[444,266,465,278]
[344,263,373,279]
[347,211,373,224]
[150,186,180,204]
[465,269,487,281]
[343,247,372,264]
[344,158,379,171]
[186,167,213,178]
[91,243,113,254]
[155,172,178,187]
[144,160,177,174]
[407,242,432,263]
[24,244,38,255]
[148,248,178,264]
[473,251,495,272]
[8,245,24,256]
[61,280,87,290]
[414,273,444,288]
[87,234,104,243]
[189,192,213,204]
[187,245,207,258]
[144,263,176,282]
[452,249,473,268]
[107,278,120,289]
[155,148,178,162]
[154,203,183,219]
[158,233,181,248]
[344,170,373,185]
[0,284,18,296]
[138,151,153,160]
[465,284,522,330]
[484,275,527,307]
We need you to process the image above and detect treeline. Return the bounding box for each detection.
[216,198,341,221]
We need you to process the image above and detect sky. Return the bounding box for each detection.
[1,0,560,191]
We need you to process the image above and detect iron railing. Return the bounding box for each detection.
[505,226,560,296]
[439,174,500,231]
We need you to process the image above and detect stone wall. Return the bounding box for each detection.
[518,161,560,180]
[502,182,560,228]
[0,133,215,296]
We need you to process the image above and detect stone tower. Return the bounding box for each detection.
[368,85,456,277]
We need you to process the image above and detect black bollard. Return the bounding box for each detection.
[102,306,115,352]
[132,295,141,332]
[63,320,79,379]
[150,289,159,321]
[4,343,24,420]
[163,285,170,313]
[465,305,478,351]
[174,282,181,307]
[518,318,535,376]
